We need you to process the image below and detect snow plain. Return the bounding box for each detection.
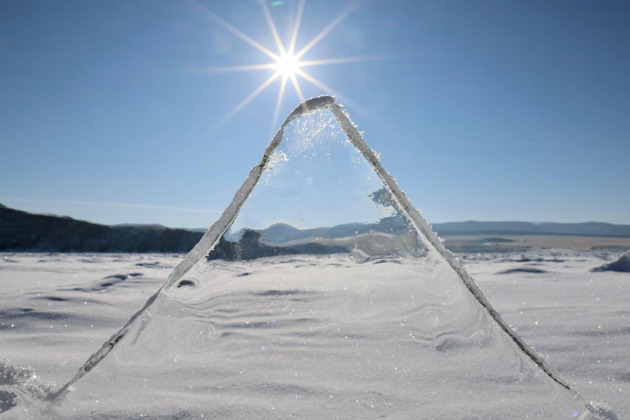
[0,248,627,419]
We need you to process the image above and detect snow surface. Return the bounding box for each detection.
[0,251,625,419]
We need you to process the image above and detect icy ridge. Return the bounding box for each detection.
[48,96,601,418]
[327,99,600,418]
[165,96,336,290]
[47,96,338,402]
[0,360,56,401]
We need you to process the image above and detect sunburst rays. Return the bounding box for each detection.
[202,0,372,133]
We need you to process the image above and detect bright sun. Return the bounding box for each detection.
[204,0,370,131]
[274,54,301,77]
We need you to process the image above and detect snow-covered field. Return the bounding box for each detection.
[462,251,628,418]
[0,249,627,419]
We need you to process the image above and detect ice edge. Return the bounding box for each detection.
[48,95,602,418]
[327,100,601,419]
[46,96,337,402]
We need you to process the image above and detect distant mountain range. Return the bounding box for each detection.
[1,203,630,253]
[245,217,410,244]
[431,221,630,237]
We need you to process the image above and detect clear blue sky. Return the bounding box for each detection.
[1,0,629,229]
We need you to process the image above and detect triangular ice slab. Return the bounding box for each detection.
[37,96,602,419]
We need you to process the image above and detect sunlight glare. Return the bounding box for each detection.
[274,54,301,77]
[205,0,370,131]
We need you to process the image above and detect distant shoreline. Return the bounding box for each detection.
[441,233,630,253]
[2,203,629,254]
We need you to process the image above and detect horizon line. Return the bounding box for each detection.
[1,200,628,229]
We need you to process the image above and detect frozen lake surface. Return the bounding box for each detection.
[0,250,626,419]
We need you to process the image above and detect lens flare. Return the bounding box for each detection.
[202,0,376,132]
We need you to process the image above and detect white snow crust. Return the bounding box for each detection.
[0,251,625,418]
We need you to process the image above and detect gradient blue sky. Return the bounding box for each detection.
[1,0,629,229]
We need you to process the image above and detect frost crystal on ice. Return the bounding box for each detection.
[39,96,603,419]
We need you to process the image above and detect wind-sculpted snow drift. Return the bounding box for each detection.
[4,97,605,418]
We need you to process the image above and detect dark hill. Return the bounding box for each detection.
[0,204,203,252]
